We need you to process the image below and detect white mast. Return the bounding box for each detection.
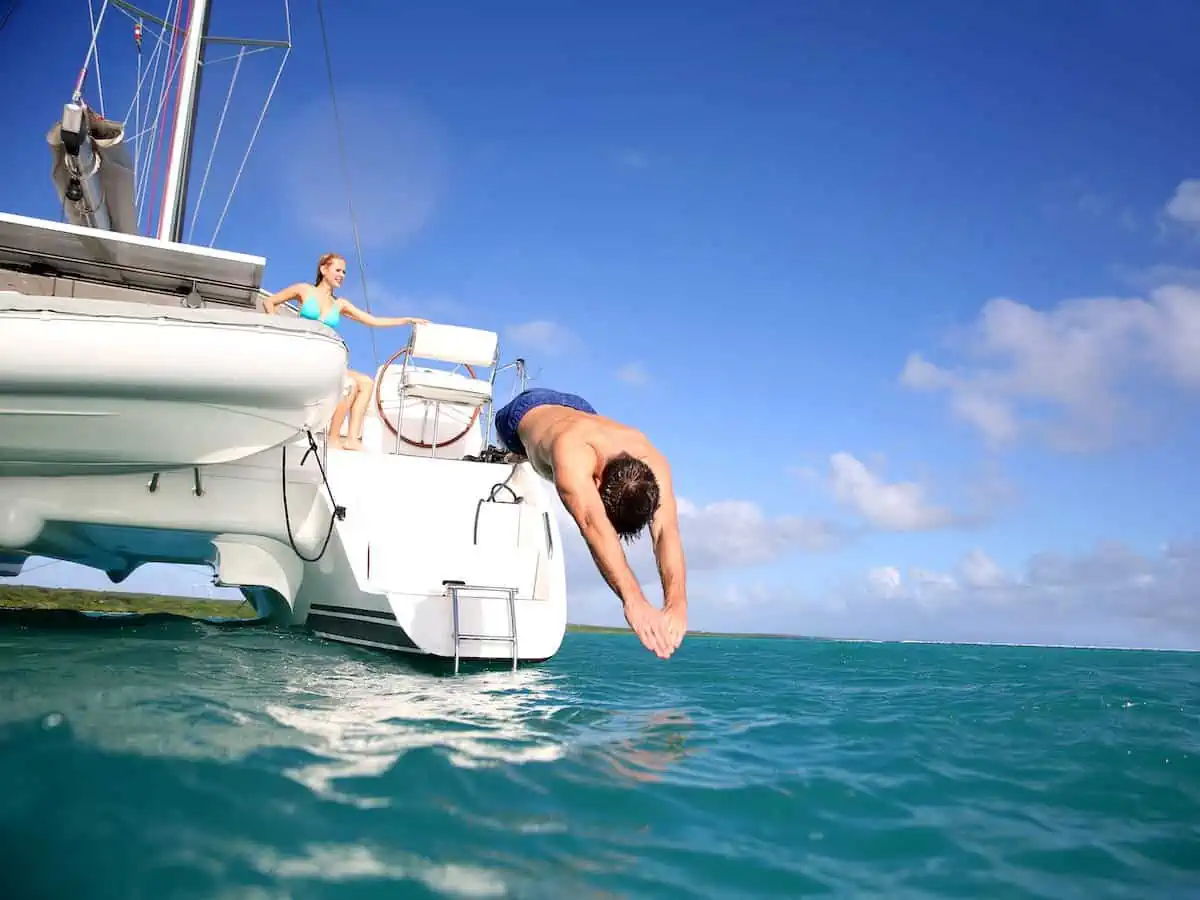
[156,0,212,243]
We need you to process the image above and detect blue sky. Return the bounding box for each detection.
[3,0,1200,648]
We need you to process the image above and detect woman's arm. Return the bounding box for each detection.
[339,299,429,328]
[262,283,307,315]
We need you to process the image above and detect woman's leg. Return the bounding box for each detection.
[342,371,376,451]
[327,379,358,449]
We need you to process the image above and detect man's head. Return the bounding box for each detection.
[597,453,660,542]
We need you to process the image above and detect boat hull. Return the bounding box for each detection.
[0,295,348,475]
[0,439,569,665]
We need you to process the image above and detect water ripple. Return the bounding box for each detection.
[0,622,1197,898]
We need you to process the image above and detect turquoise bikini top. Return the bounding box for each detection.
[299,291,341,328]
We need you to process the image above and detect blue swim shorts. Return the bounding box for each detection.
[493,388,597,456]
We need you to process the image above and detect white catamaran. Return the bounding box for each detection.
[0,0,568,670]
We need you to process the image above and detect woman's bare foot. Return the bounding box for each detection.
[342,437,365,452]
[328,434,344,450]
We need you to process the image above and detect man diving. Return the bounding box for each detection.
[493,388,688,660]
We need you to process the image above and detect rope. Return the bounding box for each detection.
[0,2,20,36]
[140,0,186,233]
[133,30,142,188]
[73,0,110,104]
[281,430,345,563]
[187,46,243,243]
[137,38,184,229]
[121,15,167,125]
[85,0,108,115]
[208,0,291,246]
[130,5,184,220]
[115,8,171,195]
[11,557,62,576]
[145,0,186,237]
[204,46,275,66]
[315,0,379,369]
[124,18,167,197]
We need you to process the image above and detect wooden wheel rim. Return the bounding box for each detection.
[373,347,480,449]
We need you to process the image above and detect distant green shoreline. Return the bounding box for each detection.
[0,585,258,619]
[0,587,1190,652]
[0,586,790,638]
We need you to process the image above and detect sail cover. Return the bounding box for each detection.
[46,103,138,235]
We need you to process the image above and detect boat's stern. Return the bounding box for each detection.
[293,449,568,670]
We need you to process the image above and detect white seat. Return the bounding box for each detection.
[387,322,503,454]
[401,366,492,406]
[400,323,498,407]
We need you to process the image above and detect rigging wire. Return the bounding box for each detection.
[203,46,274,66]
[207,0,292,246]
[118,13,169,196]
[85,0,107,115]
[314,0,379,368]
[73,0,110,104]
[0,2,20,36]
[68,0,296,248]
[187,46,243,243]
[138,36,185,229]
[133,15,178,215]
[133,20,142,186]
[145,0,187,237]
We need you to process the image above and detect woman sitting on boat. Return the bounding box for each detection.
[263,252,428,451]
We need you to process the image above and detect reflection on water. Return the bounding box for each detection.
[266,660,573,805]
[0,620,699,805]
[7,620,1190,900]
[595,710,696,784]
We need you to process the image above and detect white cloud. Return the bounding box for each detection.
[273,89,446,250]
[957,547,1006,589]
[1164,178,1200,226]
[827,452,957,531]
[363,280,470,325]
[900,286,1200,451]
[503,320,581,356]
[552,492,838,594]
[571,538,1200,648]
[615,362,649,386]
[1116,264,1200,292]
[866,565,902,599]
[614,149,650,170]
[845,540,1200,648]
[552,491,841,635]
[674,498,839,569]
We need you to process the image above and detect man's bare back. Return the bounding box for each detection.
[492,389,688,659]
[517,405,650,481]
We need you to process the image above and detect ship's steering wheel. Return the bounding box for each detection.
[374,347,480,449]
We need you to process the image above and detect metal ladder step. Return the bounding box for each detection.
[444,580,518,673]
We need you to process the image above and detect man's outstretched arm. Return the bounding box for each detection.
[554,453,644,608]
[554,444,677,658]
[647,452,688,650]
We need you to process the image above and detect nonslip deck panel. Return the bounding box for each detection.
[0,211,266,307]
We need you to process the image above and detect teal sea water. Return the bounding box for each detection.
[1,620,1198,899]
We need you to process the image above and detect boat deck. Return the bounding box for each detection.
[0,211,266,310]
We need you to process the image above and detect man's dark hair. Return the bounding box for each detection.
[598,453,660,542]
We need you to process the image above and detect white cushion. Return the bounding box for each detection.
[410,322,498,368]
[401,367,492,406]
